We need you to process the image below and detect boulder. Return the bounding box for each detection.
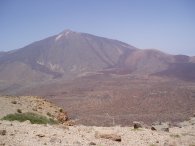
[89,142,96,145]
[36,134,45,137]
[133,121,143,129]
[151,126,156,131]
[0,130,6,136]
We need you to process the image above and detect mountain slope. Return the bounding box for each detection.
[0,29,195,84]
[0,30,137,83]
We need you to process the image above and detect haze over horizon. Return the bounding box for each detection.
[0,0,195,55]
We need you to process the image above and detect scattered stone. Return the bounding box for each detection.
[17,109,22,113]
[47,112,52,117]
[10,133,15,136]
[58,125,69,130]
[189,117,195,125]
[95,131,121,142]
[177,121,189,127]
[59,108,64,112]
[161,127,169,132]
[63,120,75,126]
[57,112,68,123]
[89,142,96,145]
[50,137,62,143]
[38,106,42,109]
[151,126,156,131]
[151,123,169,132]
[133,121,143,129]
[0,130,6,136]
[163,141,169,146]
[36,134,45,137]
[152,121,162,125]
[32,108,37,111]
[23,120,31,124]
[73,141,81,145]
[11,101,17,104]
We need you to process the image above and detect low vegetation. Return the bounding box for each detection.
[1,112,58,124]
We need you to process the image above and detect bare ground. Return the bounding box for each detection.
[0,96,195,146]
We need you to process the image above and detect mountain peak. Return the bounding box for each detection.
[55,29,79,41]
[62,29,74,33]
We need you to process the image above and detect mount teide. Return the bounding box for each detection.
[0,29,194,84]
[0,30,136,83]
[0,29,195,125]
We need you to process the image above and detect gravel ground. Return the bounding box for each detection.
[0,96,195,146]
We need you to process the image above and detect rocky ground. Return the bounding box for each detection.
[0,96,195,146]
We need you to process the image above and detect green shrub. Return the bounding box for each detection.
[1,112,58,125]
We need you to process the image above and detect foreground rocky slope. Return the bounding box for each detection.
[0,96,195,146]
[0,96,70,124]
[1,120,195,146]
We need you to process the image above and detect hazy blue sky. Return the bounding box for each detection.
[0,0,195,55]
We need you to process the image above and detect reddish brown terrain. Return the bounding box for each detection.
[0,30,195,126]
[10,74,194,126]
